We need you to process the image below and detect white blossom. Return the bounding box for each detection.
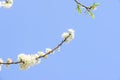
[68,29,75,39]
[6,58,12,68]
[62,29,75,43]
[62,32,69,39]
[18,53,41,70]
[46,48,54,54]
[0,0,13,8]
[0,58,3,71]
[38,51,45,56]
[38,51,48,59]
[46,48,52,53]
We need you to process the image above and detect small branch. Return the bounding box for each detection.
[0,61,22,64]
[74,0,92,11]
[36,33,71,59]
[0,33,71,65]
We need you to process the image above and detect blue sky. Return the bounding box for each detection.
[0,0,120,80]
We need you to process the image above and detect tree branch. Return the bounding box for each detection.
[74,0,92,11]
[0,33,72,65]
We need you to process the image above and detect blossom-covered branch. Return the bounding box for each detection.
[0,0,13,8]
[0,29,75,70]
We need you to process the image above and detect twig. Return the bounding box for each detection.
[74,0,92,11]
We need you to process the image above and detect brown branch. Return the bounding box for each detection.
[74,0,92,11]
[0,61,22,64]
[36,33,71,59]
[0,33,71,65]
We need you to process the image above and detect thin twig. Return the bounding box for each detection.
[74,0,92,11]
[36,33,71,59]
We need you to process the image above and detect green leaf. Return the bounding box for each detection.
[93,3,100,7]
[89,11,95,19]
[77,4,82,13]
[91,3,100,10]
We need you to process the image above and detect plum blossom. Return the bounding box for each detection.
[6,58,12,68]
[0,58,3,71]
[0,0,13,8]
[46,48,54,54]
[18,54,41,70]
[62,29,75,43]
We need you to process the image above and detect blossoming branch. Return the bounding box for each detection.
[0,29,75,70]
[0,0,13,8]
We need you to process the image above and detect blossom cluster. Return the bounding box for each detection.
[0,29,75,71]
[0,0,13,8]
[18,54,40,70]
[62,29,75,43]
[0,58,12,71]
[18,48,55,70]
